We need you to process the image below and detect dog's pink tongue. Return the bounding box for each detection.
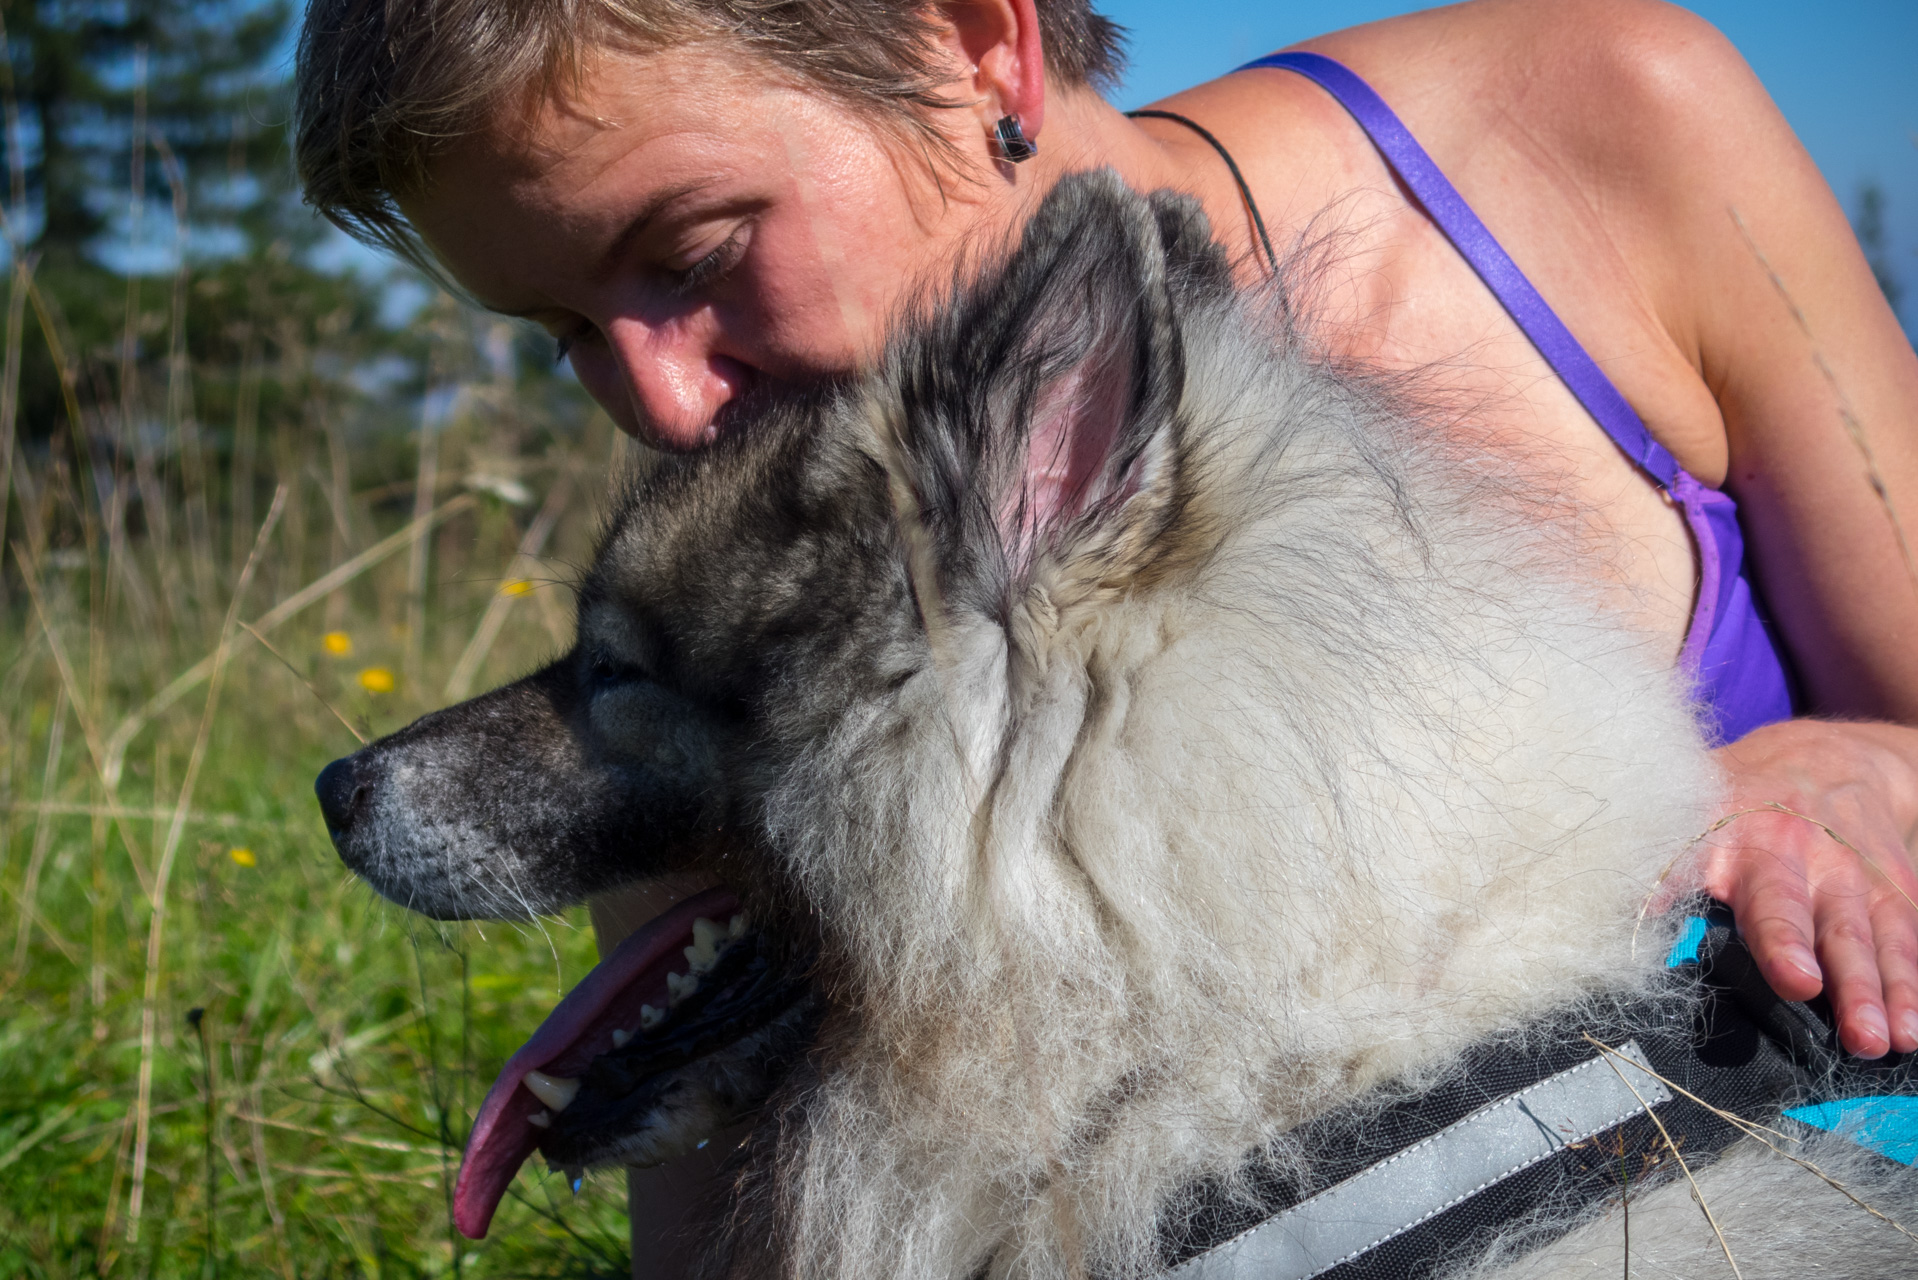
[454,886,740,1239]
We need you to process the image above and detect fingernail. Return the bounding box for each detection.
[1782,946,1821,982]
[1900,1012,1918,1047]
[1856,1005,1890,1047]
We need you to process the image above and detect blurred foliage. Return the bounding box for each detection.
[0,0,345,444]
[0,0,293,258]
[0,2,639,1276]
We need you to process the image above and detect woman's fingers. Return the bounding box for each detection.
[1702,805,1918,1057]
[1706,720,1918,1059]
[1703,822,1824,1001]
[1852,831,1918,1053]
[1806,823,1918,1057]
[1811,888,1891,1057]
[1869,891,1918,1053]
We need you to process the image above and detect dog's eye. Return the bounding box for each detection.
[586,652,648,689]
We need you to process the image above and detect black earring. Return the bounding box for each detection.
[993,114,1037,164]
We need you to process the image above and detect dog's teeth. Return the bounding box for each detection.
[639,1004,663,1030]
[686,918,725,973]
[667,970,699,1004]
[527,1109,551,1129]
[523,1070,580,1112]
[728,912,748,940]
[611,1028,632,1048]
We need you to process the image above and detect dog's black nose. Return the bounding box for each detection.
[315,756,366,835]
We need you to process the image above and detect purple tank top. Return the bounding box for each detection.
[1239,51,1797,746]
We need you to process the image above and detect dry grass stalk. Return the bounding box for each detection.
[102,491,479,787]
[1583,1034,1918,1246]
[1756,800,1918,916]
[14,542,157,896]
[126,483,287,1242]
[8,684,66,974]
[3,799,262,826]
[0,256,30,604]
[238,619,367,745]
[1585,1036,1743,1277]
[320,402,357,612]
[231,318,265,573]
[444,466,574,700]
[0,1096,83,1172]
[407,337,446,688]
[111,51,160,648]
[16,248,87,469]
[151,132,221,620]
[246,1071,298,1280]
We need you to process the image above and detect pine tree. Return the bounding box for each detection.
[0,0,295,264]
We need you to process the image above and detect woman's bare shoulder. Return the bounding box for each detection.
[1176,1,1918,722]
[1156,0,1761,209]
[1144,0,1828,470]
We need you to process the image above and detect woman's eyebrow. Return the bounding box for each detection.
[479,181,718,322]
[595,179,713,277]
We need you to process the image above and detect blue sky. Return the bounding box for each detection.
[1099,0,1917,324]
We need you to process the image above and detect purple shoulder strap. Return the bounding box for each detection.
[1238,51,1680,490]
[1239,51,1800,744]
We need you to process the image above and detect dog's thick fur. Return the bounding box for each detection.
[327,173,1917,1277]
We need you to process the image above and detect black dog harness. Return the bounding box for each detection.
[1154,915,1917,1279]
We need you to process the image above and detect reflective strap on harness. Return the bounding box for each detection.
[1152,920,1916,1279]
[1168,1042,1669,1280]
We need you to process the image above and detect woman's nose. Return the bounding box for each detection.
[598,315,750,450]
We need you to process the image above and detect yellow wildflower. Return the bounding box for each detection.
[322,631,353,657]
[358,667,396,694]
[501,578,535,597]
[228,848,257,867]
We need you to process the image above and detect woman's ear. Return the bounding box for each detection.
[934,0,1047,146]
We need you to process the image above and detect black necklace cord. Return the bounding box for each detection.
[1125,108,1279,276]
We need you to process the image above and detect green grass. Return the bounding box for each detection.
[1,286,643,1276]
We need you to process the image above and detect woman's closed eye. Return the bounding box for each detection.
[665,223,749,297]
[549,222,751,365]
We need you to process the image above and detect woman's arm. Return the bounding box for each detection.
[1588,1,1918,1057]
[1304,0,1918,1056]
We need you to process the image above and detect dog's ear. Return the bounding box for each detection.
[983,172,1189,577]
[878,171,1193,601]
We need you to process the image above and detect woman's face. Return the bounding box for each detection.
[405,42,1013,449]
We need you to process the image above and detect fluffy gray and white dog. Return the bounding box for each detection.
[317,172,1915,1278]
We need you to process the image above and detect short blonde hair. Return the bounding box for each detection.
[295,0,1125,266]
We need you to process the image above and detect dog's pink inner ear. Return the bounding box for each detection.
[1000,332,1139,569]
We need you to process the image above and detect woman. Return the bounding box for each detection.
[295,0,1918,1253]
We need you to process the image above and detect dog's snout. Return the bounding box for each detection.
[315,756,367,835]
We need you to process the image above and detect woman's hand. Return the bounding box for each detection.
[1693,718,1918,1058]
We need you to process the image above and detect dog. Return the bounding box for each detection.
[317,171,1917,1278]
